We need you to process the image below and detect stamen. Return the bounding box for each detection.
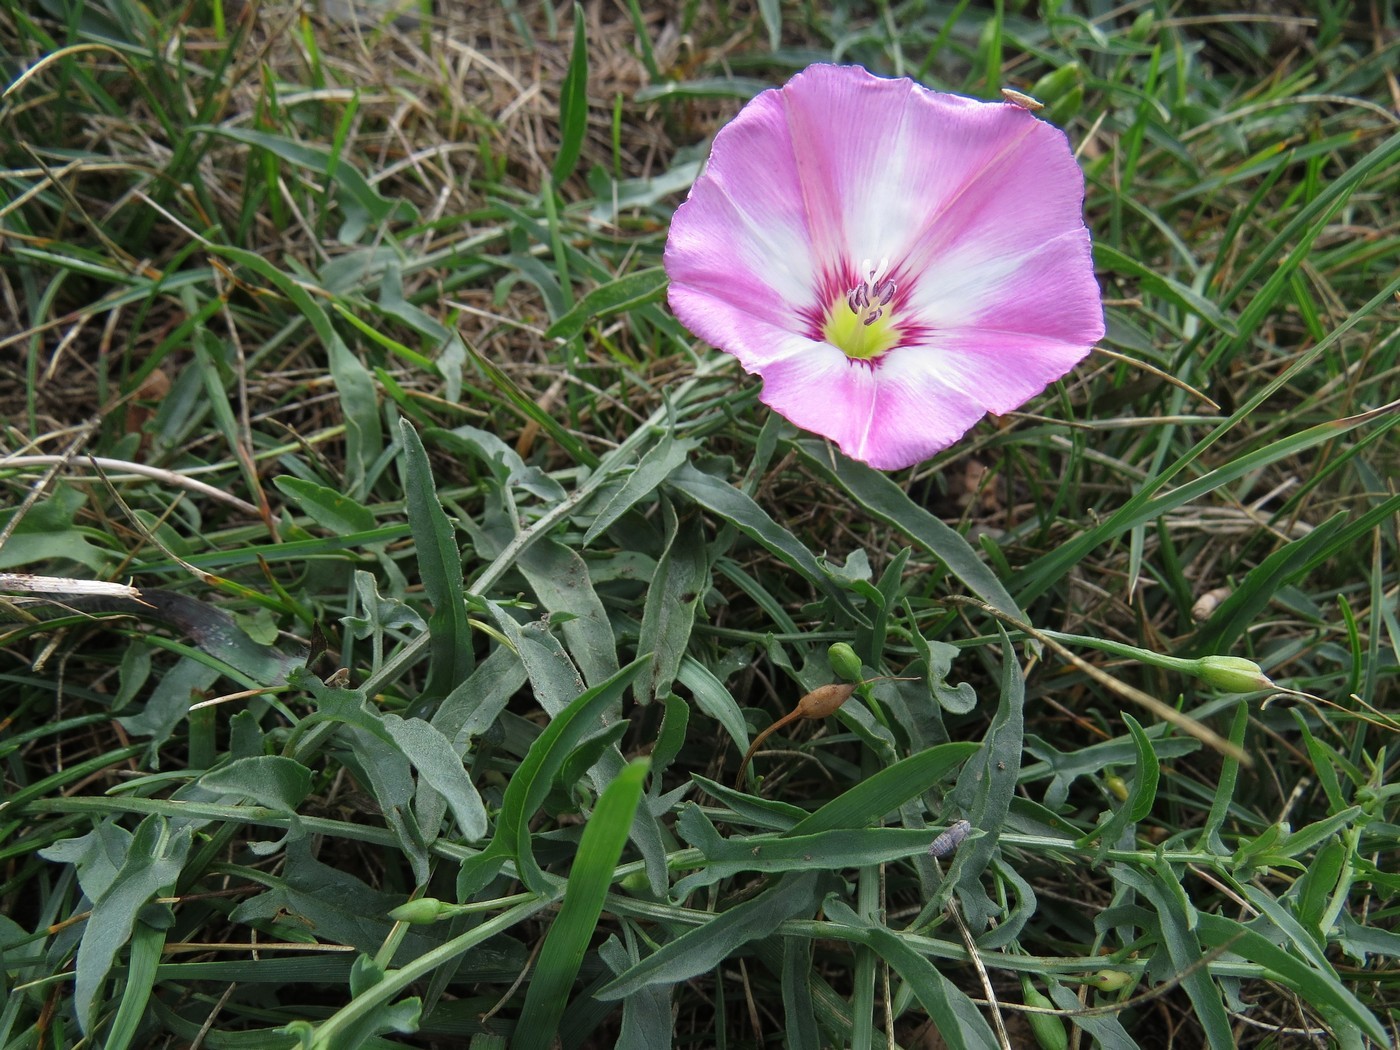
[844,258,897,326]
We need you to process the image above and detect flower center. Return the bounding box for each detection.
[823,257,899,361]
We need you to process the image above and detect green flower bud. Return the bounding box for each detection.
[1086,969,1134,992]
[1043,85,1084,126]
[1021,978,1068,1050]
[388,897,447,925]
[827,642,863,682]
[1127,10,1155,42]
[1195,656,1274,693]
[1030,63,1082,106]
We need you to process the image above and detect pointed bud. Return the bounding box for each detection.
[1195,656,1274,693]
[388,897,447,925]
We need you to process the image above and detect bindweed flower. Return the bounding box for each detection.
[665,64,1105,469]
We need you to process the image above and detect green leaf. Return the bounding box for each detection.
[947,639,1024,925]
[1113,865,1234,1048]
[674,806,956,894]
[551,4,588,186]
[667,463,851,613]
[596,870,823,1000]
[274,476,376,535]
[582,430,696,546]
[907,614,976,714]
[546,267,668,343]
[382,715,489,842]
[635,502,708,703]
[197,125,418,241]
[105,919,167,1050]
[517,537,619,689]
[1197,912,1388,1042]
[200,755,313,812]
[1192,499,1400,655]
[1095,243,1238,335]
[398,418,473,699]
[514,759,649,1050]
[634,77,770,101]
[1074,713,1159,858]
[676,657,751,757]
[600,936,675,1049]
[73,816,191,1033]
[0,487,112,572]
[857,923,1000,1050]
[790,742,979,837]
[456,655,647,897]
[199,242,383,495]
[792,440,1026,623]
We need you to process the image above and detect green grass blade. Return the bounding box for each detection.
[551,4,589,187]
[513,759,649,1050]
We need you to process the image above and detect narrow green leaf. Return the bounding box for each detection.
[599,937,674,1049]
[199,242,383,495]
[398,418,472,699]
[545,266,668,343]
[551,4,588,186]
[792,440,1026,623]
[74,817,191,1033]
[1192,497,1400,655]
[517,537,619,690]
[595,870,822,1000]
[197,125,418,239]
[789,742,978,836]
[514,760,649,1050]
[635,503,708,703]
[382,716,488,842]
[1114,865,1234,1048]
[668,463,851,612]
[1015,382,1400,606]
[1047,982,1138,1050]
[105,920,167,1050]
[947,639,1024,925]
[860,925,1000,1050]
[675,807,955,894]
[582,431,697,546]
[781,937,820,1050]
[456,655,647,898]
[676,658,750,757]
[1197,913,1387,1042]
[1122,715,1162,823]
[1095,243,1238,335]
[273,476,376,535]
[633,77,770,101]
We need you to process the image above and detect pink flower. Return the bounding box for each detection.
[664,64,1105,470]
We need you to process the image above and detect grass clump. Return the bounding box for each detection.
[1,2,1397,1048]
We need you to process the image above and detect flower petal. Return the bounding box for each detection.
[775,66,1056,280]
[664,83,818,332]
[755,348,990,471]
